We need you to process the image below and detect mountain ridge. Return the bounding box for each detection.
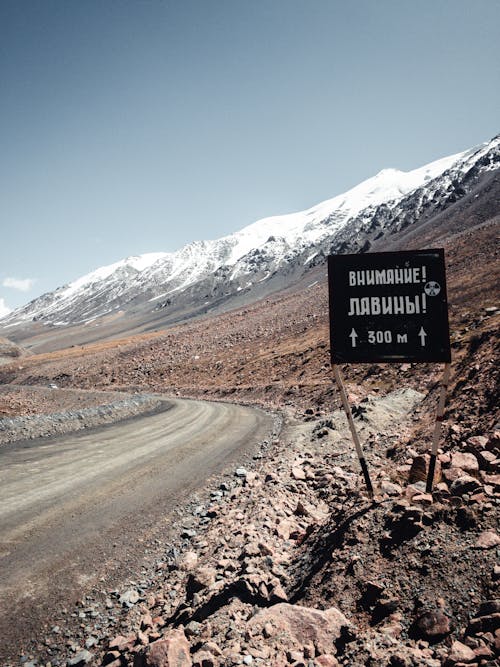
[2,134,498,333]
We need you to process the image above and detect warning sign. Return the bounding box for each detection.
[328,249,451,363]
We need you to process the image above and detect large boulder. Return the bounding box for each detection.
[408,455,442,484]
[0,336,30,365]
[449,452,479,476]
[246,603,353,656]
[141,629,191,667]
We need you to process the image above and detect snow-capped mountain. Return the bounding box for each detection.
[2,135,499,329]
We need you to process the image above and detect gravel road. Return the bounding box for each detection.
[0,397,276,659]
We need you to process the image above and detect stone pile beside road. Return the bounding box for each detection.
[0,388,166,445]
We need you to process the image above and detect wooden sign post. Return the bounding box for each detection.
[328,249,452,496]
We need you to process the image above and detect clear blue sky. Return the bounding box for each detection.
[1,0,499,314]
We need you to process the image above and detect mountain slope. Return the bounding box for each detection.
[1,135,498,336]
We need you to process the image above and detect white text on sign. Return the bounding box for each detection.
[348,294,427,316]
[348,266,427,286]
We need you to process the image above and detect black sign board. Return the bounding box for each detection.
[328,249,451,363]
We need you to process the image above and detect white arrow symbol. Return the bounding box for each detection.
[349,328,358,348]
[418,327,427,346]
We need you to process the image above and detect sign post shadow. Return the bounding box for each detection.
[328,249,452,497]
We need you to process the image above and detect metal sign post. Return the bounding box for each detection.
[327,249,452,498]
[426,363,451,493]
[333,364,374,498]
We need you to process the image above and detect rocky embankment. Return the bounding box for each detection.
[0,386,166,445]
[13,389,499,667]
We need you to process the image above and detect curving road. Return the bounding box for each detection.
[0,397,275,658]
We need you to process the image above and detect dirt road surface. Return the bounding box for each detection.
[0,397,275,661]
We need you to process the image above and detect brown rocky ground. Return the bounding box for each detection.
[4,391,498,667]
[0,218,498,665]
